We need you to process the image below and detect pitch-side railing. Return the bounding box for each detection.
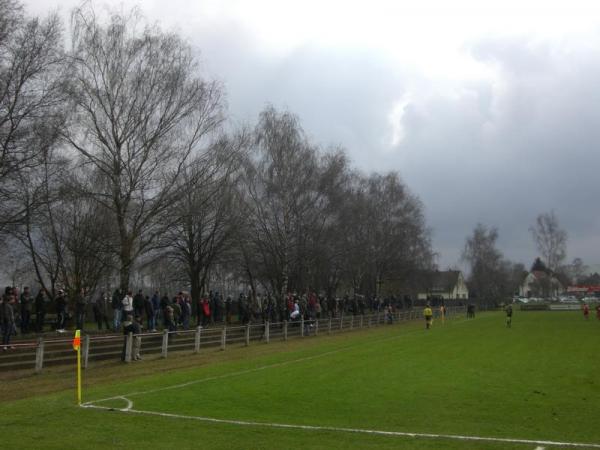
[0,306,466,373]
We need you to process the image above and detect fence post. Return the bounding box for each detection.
[328,318,332,335]
[315,319,319,336]
[265,321,270,343]
[350,315,354,330]
[83,334,90,369]
[35,337,44,374]
[368,314,372,328]
[245,323,251,346]
[301,317,304,337]
[283,321,288,341]
[125,332,133,363]
[340,313,344,330]
[161,329,169,358]
[194,326,202,353]
[221,326,226,350]
[360,315,364,328]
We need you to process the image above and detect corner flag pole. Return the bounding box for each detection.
[73,329,82,405]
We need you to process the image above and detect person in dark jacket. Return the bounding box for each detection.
[121,314,142,361]
[160,294,170,328]
[55,290,67,332]
[133,289,145,321]
[111,288,123,331]
[92,292,111,330]
[151,291,160,331]
[34,289,48,333]
[20,286,32,334]
[2,293,16,350]
[180,294,191,330]
[75,288,87,330]
[144,295,155,331]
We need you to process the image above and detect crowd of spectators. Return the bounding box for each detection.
[0,285,428,350]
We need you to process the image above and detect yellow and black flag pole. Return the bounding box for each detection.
[72,329,82,405]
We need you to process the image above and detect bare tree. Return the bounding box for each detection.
[530,211,567,272]
[158,132,247,302]
[363,172,433,296]
[462,223,507,303]
[242,107,317,301]
[568,257,586,285]
[242,106,348,304]
[11,151,114,299]
[64,6,224,291]
[0,0,66,230]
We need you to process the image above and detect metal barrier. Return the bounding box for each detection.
[0,306,465,374]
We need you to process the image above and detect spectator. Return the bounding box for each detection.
[237,293,245,324]
[75,287,87,330]
[122,290,134,318]
[111,288,123,331]
[34,289,47,333]
[151,290,160,331]
[171,294,182,326]
[121,314,142,361]
[2,292,16,350]
[290,301,300,321]
[20,286,32,334]
[225,295,232,324]
[160,293,170,328]
[386,305,394,324]
[164,304,177,341]
[55,290,67,332]
[92,291,111,330]
[133,289,145,321]
[145,295,155,331]
[200,295,211,327]
[180,294,191,330]
[213,291,222,323]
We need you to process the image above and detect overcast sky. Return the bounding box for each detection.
[23,0,600,270]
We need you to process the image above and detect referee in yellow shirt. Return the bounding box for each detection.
[424,305,433,329]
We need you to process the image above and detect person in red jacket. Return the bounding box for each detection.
[583,303,590,320]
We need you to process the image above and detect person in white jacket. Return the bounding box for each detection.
[122,291,134,317]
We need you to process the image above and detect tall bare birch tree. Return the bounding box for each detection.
[0,0,65,230]
[64,6,224,291]
[530,211,567,272]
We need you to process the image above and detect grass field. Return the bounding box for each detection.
[3,311,600,449]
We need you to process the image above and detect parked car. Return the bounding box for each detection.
[559,296,578,303]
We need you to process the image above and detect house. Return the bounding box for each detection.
[519,270,564,298]
[416,270,469,301]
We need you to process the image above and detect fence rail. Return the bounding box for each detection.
[0,306,465,374]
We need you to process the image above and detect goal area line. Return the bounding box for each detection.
[80,400,600,449]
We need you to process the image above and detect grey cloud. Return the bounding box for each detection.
[388,34,600,268]
[192,25,600,269]
[20,0,600,270]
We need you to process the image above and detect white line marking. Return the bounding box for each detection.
[535,446,546,450]
[80,403,600,448]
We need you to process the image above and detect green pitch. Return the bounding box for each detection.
[3,311,600,449]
